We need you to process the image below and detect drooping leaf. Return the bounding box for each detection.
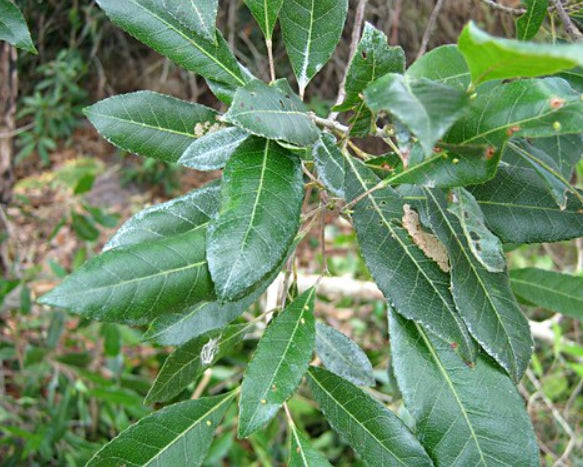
[448,188,506,273]
[223,79,319,147]
[335,23,405,136]
[510,268,583,320]
[344,155,477,363]
[407,45,470,89]
[424,189,533,381]
[38,229,214,325]
[306,366,433,466]
[288,422,332,467]
[0,0,36,53]
[85,91,218,163]
[179,127,249,171]
[385,143,499,188]
[516,0,548,41]
[458,21,583,85]
[313,132,346,197]
[105,181,220,250]
[389,312,539,467]
[315,322,374,387]
[280,0,348,97]
[238,288,316,438]
[207,137,303,302]
[87,392,236,467]
[505,138,583,209]
[146,324,249,403]
[243,0,284,40]
[469,164,583,243]
[95,0,247,87]
[162,0,218,43]
[364,74,469,155]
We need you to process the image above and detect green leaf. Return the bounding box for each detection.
[448,188,506,273]
[389,312,539,467]
[223,79,319,147]
[336,23,405,136]
[95,0,247,87]
[106,182,220,250]
[38,229,214,325]
[425,189,533,381]
[288,422,332,467]
[87,392,236,467]
[146,324,249,403]
[510,268,583,320]
[306,366,433,466]
[516,0,548,41]
[315,322,374,387]
[162,0,218,43]
[558,66,583,92]
[470,164,583,243]
[280,0,348,97]
[85,91,218,163]
[71,212,100,242]
[344,155,477,363]
[179,127,249,171]
[407,45,470,89]
[458,21,583,85]
[238,288,316,437]
[0,0,36,53]
[207,137,303,302]
[364,74,469,156]
[313,132,346,198]
[243,0,284,40]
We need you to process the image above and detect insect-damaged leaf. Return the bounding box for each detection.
[307,366,433,466]
[389,312,539,466]
[87,392,236,467]
[207,137,303,302]
[425,189,533,381]
[238,288,316,437]
[85,91,218,163]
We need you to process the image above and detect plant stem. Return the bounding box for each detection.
[550,0,583,41]
[416,0,446,60]
[266,38,276,82]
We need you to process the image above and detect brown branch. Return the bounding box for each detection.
[417,0,447,59]
[550,0,583,41]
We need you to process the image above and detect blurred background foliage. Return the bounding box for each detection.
[1,0,582,465]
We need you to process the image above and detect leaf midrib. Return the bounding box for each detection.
[510,277,583,303]
[87,111,197,138]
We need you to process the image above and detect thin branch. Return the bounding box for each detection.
[310,112,386,138]
[266,38,276,82]
[550,0,583,41]
[329,0,368,121]
[417,0,446,60]
[478,0,525,15]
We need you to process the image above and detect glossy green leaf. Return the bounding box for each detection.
[425,189,533,381]
[38,229,214,325]
[344,155,477,362]
[470,164,583,243]
[223,79,319,147]
[146,324,249,403]
[315,322,374,387]
[95,0,246,87]
[389,312,539,467]
[365,74,469,155]
[85,91,218,163]
[207,137,303,302]
[238,288,316,437]
[87,392,236,466]
[106,181,220,250]
[179,127,249,171]
[448,188,506,273]
[516,0,548,41]
[280,0,348,97]
[307,366,433,466]
[458,21,583,85]
[336,23,405,136]
[288,422,332,467]
[162,0,218,42]
[313,132,346,198]
[244,0,283,39]
[0,0,36,53]
[407,45,470,89]
[510,268,583,320]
